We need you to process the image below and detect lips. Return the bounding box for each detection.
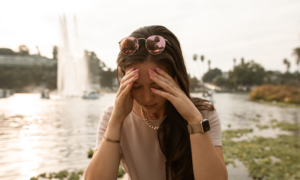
[144,104,156,106]
[144,104,157,109]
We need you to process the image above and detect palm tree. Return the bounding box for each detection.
[241,57,245,65]
[193,54,198,80]
[283,58,290,72]
[200,55,205,82]
[233,58,236,68]
[208,60,211,71]
[293,47,300,73]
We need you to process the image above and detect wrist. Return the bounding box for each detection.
[187,116,203,125]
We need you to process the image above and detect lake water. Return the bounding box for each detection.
[0,93,299,180]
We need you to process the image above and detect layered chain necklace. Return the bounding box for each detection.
[140,106,164,130]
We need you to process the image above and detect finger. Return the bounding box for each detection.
[121,68,139,84]
[116,69,139,97]
[119,74,139,97]
[149,70,177,96]
[150,88,176,102]
[117,72,139,98]
[155,67,177,86]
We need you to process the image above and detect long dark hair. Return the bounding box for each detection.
[116,26,214,180]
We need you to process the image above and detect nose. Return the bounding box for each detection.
[142,88,155,103]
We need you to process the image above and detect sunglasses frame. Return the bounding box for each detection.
[119,35,171,55]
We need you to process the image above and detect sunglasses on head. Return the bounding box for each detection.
[119,35,171,55]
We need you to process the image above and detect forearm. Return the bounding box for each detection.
[188,120,228,180]
[84,118,123,180]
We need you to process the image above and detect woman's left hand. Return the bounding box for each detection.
[149,68,203,124]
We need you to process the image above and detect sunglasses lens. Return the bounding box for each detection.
[120,37,138,55]
[146,35,166,55]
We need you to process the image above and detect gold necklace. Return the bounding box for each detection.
[140,107,160,130]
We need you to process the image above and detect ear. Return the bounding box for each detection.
[173,76,179,87]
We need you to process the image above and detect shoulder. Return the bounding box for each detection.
[102,105,114,115]
[98,105,114,124]
[199,109,220,122]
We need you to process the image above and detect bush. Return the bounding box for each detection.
[249,85,300,104]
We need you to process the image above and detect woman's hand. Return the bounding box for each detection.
[111,68,139,124]
[148,68,203,124]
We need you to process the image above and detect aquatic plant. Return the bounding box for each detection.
[87,148,94,158]
[223,121,300,180]
[30,170,84,180]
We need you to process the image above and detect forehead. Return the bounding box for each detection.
[125,61,160,72]
[125,62,166,85]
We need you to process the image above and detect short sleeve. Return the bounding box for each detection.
[94,105,114,151]
[207,109,222,146]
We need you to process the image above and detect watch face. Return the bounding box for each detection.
[202,119,210,132]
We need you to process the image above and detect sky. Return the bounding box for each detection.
[1,0,300,79]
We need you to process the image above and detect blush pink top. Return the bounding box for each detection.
[94,105,222,180]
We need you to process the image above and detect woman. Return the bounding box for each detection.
[85,26,228,180]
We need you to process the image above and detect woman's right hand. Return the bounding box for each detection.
[111,68,139,124]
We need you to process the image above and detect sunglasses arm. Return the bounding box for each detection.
[165,39,171,46]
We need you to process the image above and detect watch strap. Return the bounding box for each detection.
[187,123,203,134]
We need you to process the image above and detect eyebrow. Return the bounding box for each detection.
[134,82,156,85]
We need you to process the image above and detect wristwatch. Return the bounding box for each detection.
[187,119,210,134]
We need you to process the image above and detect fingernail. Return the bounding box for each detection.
[148,69,154,74]
[134,74,138,78]
[150,74,155,78]
[128,80,132,85]
[133,69,139,73]
[155,67,162,72]
[151,88,156,91]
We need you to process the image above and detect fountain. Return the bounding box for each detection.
[57,15,90,96]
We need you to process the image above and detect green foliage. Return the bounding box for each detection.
[32,170,84,180]
[272,121,300,131]
[223,121,300,180]
[212,75,228,87]
[85,50,117,89]
[229,60,266,86]
[250,85,300,104]
[256,124,269,130]
[202,68,222,82]
[54,170,69,179]
[68,172,79,180]
[0,48,16,55]
[189,76,200,91]
[0,65,57,92]
[118,165,126,177]
[53,46,58,60]
[87,148,94,158]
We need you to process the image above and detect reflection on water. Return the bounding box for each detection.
[0,93,299,180]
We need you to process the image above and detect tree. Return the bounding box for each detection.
[241,57,245,65]
[293,47,300,73]
[0,48,16,55]
[229,60,265,86]
[200,55,205,81]
[53,46,58,60]
[202,68,222,82]
[189,76,200,91]
[213,75,228,87]
[18,45,30,55]
[283,58,290,72]
[193,54,199,80]
[99,68,116,88]
[233,58,236,68]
